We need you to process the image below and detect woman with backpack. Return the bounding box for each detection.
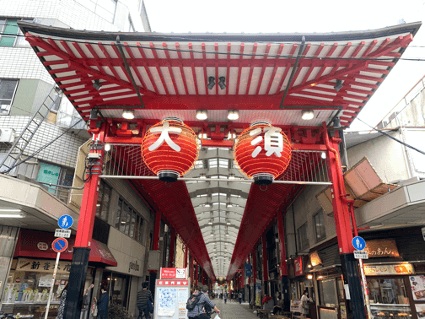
[186,285,220,319]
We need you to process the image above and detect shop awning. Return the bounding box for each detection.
[14,229,117,267]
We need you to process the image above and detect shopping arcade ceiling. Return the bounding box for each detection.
[19,21,421,281]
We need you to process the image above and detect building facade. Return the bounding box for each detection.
[0,2,179,319]
[246,76,425,319]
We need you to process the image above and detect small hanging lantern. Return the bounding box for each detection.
[141,118,199,182]
[234,122,291,185]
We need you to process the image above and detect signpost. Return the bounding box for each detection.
[54,228,71,238]
[352,236,372,319]
[352,236,366,251]
[354,251,368,259]
[58,214,73,229]
[45,216,72,319]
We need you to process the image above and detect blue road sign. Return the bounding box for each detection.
[52,238,68,253]
[58,215,73,229]
[352,236,366,251]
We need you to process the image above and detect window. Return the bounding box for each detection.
[219,159,229,168]
[0,19,18,47]
[0,79,19,114]
[208,159,218,168]
[297,222,309,251]
[96,181,111,221]
[115,197,144,243]
[313,210,326,243]
[194,160,204,169]
[0,18,32,47]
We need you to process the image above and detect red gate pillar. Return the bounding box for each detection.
[194,263,199,286]
[189,255,194,288]
[168,228,176,268]
[323,123,365,319]
[184,246,188,268]
[252,248,257,307]
[261,233,268,295]
[64,124,106,319]
[277,210,290,311]
[148,209,162,293]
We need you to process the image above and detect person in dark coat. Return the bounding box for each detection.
[56,284,68,319]
[97,288,109,319]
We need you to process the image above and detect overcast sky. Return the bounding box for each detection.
[144,0,425,130]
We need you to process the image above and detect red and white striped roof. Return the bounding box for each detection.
[20,22,421,128]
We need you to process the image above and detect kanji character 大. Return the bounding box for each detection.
[148,121,182,152]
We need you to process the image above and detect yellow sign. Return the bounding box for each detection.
[364,263,414,276]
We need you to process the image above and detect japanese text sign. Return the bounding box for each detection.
[16,258,72,274]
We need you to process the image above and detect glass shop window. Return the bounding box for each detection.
[367,278,409,304]
[367,278,412,318]
[319,279,338,307]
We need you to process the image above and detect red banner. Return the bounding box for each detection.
[160,268,187,279]
[294,256,303,276]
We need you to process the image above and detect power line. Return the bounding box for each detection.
[4,32,425,62]
[355,117,425,156]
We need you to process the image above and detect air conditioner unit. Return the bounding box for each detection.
[0,128,16,144]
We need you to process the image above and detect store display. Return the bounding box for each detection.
[1,260,70,319]
[410,275,425,301]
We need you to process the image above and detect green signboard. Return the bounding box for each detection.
[37,162,61,194]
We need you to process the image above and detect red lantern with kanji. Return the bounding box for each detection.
[234,122,291,185]
[141,119,199,182]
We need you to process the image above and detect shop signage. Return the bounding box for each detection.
[354,251,369,259]
[160,268,187,279]
[128,260,140,273]
[156,280,189,286]
[310,251,322,266]
[16,258,72,274]
[37,242,49,251]
[363,263,414,276]
[294,256,303,276]
[364,239,400,258]
[290,300,301,312]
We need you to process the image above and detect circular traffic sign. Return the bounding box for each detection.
[52,238,68,253]
[58,215,73,229]
[352,236,366,251]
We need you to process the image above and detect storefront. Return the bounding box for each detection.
[0,229,117,319]
[361,231,425,319]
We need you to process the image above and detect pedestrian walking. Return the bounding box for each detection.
[97,288,109,319]
[238,292,242,304]
[224,292,227,304]
[186,285,220,319]
[56,284,68,319]
[137,281,153,319]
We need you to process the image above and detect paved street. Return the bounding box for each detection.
[211,298,258,319]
